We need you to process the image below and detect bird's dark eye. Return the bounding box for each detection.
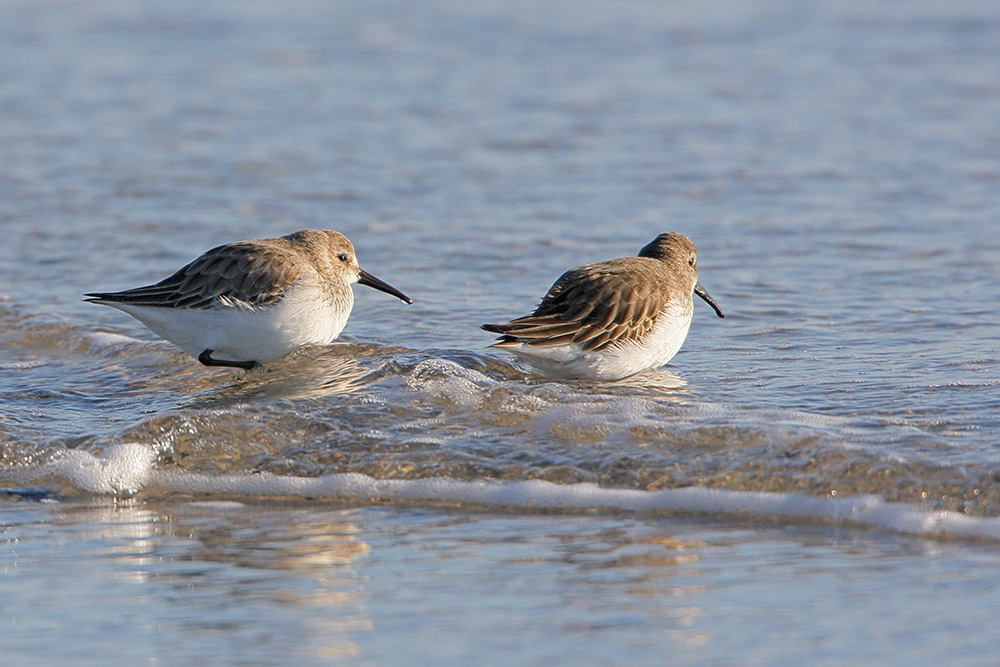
[337,253,349,262]
[688,257,696,268]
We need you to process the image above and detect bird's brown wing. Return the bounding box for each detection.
[85,242,300,309]
[482,262,668,352]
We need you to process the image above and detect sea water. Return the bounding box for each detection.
[2,0,1000,664]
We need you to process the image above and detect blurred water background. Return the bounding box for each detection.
[2,0,1000,664]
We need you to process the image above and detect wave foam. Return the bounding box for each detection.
[4,443,1000,541]
[2,443,157,495]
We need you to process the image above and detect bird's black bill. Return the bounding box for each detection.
[358,270,413,304]
[694,282,725,318]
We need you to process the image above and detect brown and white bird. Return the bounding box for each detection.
[482,232,724,380]
[86,229,412,370]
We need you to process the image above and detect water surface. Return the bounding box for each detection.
[2,0,1000,663]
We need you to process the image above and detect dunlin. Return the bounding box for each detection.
[481,232,724,381]
[86,229,412,370]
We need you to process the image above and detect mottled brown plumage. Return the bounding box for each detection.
[89,239,299,310]
[484,260,677,352]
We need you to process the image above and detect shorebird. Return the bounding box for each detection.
[482,232,723,380]
[86,229,412,370]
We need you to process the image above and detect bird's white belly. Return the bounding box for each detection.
[109,288,351,364]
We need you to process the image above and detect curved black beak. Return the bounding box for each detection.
[694,282,724,318]
[358,269,413,304]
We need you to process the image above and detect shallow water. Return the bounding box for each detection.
[4,496,1000,666]
[2,0,1000,663]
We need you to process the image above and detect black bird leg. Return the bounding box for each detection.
[198,349,259,371]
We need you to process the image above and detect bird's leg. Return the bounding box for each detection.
[198,349,259,371]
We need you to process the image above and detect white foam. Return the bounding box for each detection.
[156,472,1000,540]
[6,443,1000,541]
[86,330,146,348]
[185,500,247,510]
[0,360,47,370]
[4,443,156,496]
[406,358,498,409]
[63,443,158,495]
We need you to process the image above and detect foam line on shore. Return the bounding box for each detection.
[4,443,998,541]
